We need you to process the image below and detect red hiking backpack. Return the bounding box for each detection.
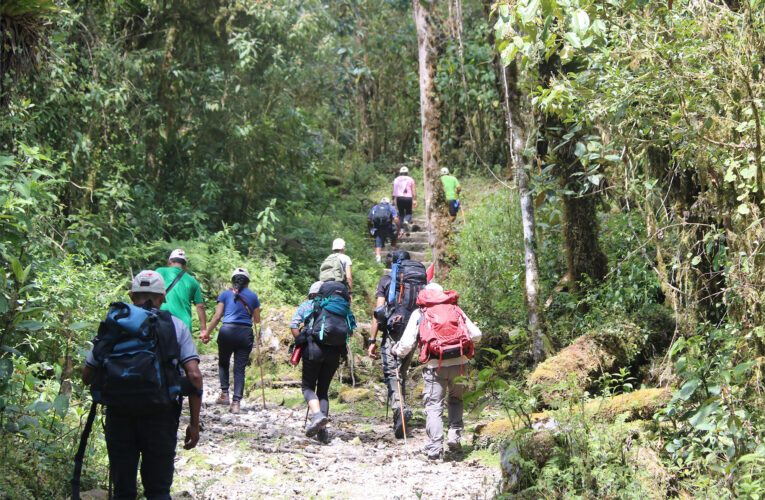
[416,289,474,369]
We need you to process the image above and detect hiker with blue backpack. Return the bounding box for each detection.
[292,281,356,444]
[200,267,261,414]
[368,197,402,264]
[368,250,427,438]
[80,270,202,500]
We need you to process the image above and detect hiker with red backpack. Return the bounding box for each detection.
[392,282,482,460]
[368,250,427,438]
[201,268,261,414]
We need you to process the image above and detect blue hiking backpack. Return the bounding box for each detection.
[90,302,182,412]
[385,255,427,340]
[370,203,394,229]
[310,281,356,346]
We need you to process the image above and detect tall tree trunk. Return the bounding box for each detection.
[500,60,550,363]
[413,0,451,276]
[538,57,607,288]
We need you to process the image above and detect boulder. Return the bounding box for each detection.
[473,388,667,448]
[338,386,373,403]
[527,321,644,406]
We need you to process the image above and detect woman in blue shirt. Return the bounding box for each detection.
[201,268,260,413]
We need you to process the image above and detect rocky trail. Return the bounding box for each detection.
[171,354,500,499]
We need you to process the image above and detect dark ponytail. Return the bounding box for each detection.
[232,274,250,299]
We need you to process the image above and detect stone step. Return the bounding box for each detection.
[407,251,429,262]
[397,241,428,252]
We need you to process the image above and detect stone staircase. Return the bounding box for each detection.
[389,215,431,269]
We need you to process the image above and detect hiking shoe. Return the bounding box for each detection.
[317,428,330,445]
[393,408,413,439]
[422,449,443,461]
[216,392,230,405]
[447,439,462,452]
[230,401,241,414]
[305,411,328,438]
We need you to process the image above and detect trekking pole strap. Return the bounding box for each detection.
[71,402,99,500]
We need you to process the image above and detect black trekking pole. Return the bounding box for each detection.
[71,402,99,500]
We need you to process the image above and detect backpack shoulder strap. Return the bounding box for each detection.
[235,293,254,317]
[155,310,180,360]
[165,270,186,294]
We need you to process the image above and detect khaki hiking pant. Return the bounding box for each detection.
[422,364,466,456]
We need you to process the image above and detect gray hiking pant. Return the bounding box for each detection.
[422,364,466,455]
[380,334,414,413]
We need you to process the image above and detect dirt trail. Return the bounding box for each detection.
[172,354,500,499]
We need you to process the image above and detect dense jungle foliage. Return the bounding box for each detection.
[2,0,765,498]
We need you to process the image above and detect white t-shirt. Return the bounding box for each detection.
[337,253,352,271]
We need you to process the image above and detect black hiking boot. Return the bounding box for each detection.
[393,408,413,439]
[317,428,329,445]
[305,411,328,438]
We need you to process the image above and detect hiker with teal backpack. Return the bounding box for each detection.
[200,268,261,414]
[319,238,353,297]
[367,197,402,264]
[78,270,202,500]
[155,248,207,337]
[293,281,356,444]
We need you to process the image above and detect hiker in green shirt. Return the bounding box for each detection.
[155,248,208,337]
[440,167,462,221]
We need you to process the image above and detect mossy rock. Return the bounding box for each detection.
[585,387,671,421]
[474,388,666,448]
[473,412,548,448]
[338,386,373,403]
[528,321,644,406]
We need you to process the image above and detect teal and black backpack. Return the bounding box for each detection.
[90,302,182,412]
[309,282,356,346]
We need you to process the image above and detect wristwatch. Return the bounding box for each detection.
[368,338,377,344]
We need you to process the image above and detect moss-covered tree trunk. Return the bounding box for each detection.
[538,57,607,287]
[413,0,451,276]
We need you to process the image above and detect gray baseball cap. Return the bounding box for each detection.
[131,270,166,294]
[309,281,323,296]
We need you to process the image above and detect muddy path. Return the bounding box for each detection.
[172,354,501,499]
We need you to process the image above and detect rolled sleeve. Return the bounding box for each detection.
[172,317,200,364]
[465,316,482,341]
[193,282,203,304]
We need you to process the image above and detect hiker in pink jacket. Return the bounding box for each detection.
[392,166,417,232]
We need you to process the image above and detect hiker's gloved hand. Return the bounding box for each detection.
[184,423,199,450]
[367,342,378,359]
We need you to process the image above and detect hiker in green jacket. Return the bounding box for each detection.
[440,168,462,222]
[155,248,208,336]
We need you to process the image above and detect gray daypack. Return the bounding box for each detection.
[319,253,346,283]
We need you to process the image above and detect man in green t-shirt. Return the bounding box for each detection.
[155,249,207,336]
[440,167,462,221]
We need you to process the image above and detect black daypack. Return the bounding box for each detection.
[90,302,182,412]
[309,281,356,347]
[370,203,394,229]
[385,259,427,341]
